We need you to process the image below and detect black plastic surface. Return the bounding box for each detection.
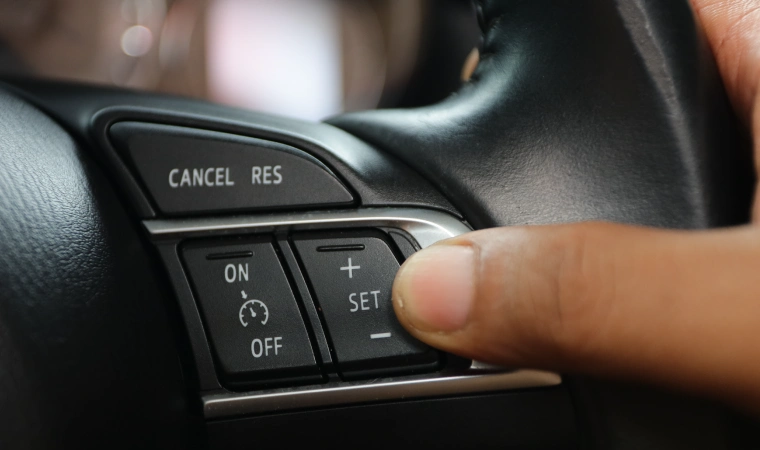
[207,389,578,450]
[277,238,336,372]
[183,239,319,387]
[385,228,421,260]
[293,231,437,377]
[155,241,222,390]
[111,122,354,215]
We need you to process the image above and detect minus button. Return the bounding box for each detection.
[370,332,392,339]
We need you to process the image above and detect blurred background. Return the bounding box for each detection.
[0,0,478,121]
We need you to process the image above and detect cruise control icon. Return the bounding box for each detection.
[238,290,269,327]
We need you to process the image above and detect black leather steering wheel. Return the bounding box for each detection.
[0,0,755,448]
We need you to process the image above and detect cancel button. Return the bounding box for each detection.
[110,122,354,215]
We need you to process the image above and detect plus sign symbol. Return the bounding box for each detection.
[340,258,360,278]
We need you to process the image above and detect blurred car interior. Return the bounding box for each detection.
[0,0,479,121]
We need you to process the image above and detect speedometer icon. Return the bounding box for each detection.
[239,299,269,327]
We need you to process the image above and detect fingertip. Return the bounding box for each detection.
[393,244,476,333]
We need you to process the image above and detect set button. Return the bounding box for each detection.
[293,231,438,377]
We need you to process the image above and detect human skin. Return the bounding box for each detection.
[393,0,760,410]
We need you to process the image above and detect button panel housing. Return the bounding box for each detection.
[146,208,560,418]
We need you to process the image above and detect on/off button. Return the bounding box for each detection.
[293,231,438,377]
[182,239,319,387]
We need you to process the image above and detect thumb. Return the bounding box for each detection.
[393,223,760,407]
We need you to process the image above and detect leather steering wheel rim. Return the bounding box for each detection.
[0,0,755,448]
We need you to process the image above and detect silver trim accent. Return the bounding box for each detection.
[204,369,561,419]
[143,207,562,419]
[143,207,470,248]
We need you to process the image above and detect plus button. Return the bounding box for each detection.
[340,258,360,278]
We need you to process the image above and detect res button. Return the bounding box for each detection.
[293,231,438,378]
[109,122,354,215]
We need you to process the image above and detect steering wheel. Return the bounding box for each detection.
[0,0,755,448]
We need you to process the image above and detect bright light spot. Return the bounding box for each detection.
[206,0,343,121]
[121,25,154,57]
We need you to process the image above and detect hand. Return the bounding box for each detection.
[392,0,760,409]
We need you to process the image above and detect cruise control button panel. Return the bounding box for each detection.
[293,231,438,377]
[110,122,354,215]
[182,239,318,386]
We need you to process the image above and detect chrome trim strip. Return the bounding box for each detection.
[143,207,562,419]
[203,369,561,419]
[143,207,470,248]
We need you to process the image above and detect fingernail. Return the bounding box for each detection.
[394,245,476,332]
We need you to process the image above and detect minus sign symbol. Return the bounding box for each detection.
[371,332,392,339]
